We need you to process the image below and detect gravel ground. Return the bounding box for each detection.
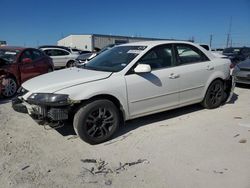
[0,85,250,188]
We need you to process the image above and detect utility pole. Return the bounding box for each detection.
[209,34,213,48]
[226,17,232,48]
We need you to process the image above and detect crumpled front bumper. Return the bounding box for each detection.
[12,97,28,113]
[12,97,70,122]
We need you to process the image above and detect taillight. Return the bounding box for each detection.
[230,63,235,69]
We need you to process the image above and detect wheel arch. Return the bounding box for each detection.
[72,94,127,124]
[202,70,228,99]
[66,60,75,67]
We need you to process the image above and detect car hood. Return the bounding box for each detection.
[22,67,112,93]
[238,59,250,70]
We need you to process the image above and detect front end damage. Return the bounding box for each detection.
[12,88,79,127]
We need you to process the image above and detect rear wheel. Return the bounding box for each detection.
[66,60,75,68]
[73,99,120,144]
[48,67,53,72]
[202,80,224,109]
[1,77,17,98]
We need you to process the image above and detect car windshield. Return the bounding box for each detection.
[0,49,20,63]
[82,46,147,72]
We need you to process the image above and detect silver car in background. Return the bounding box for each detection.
[232,58,250,84]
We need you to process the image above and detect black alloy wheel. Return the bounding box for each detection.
[73,99,120,144]
[202,80,224,109]
[1,77,17,98]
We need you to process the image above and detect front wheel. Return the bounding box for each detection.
[202,80,224,109]
[73,99,120,144]
[1,77,17,98]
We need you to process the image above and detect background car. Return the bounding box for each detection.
[0,46,53,97]
[39,47,79,68]
[232,58,250,84]
[39,45,88,55]
[223,47,250,65]
[199,44,228,59]
[75,44,117,66]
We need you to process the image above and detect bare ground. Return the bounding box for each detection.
[0,85,250,188]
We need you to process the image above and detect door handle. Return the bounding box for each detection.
[206,66,214,70]
[169,73,180,79]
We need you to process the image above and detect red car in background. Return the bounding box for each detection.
[0,46,54,97]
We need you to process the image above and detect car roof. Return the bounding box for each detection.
[39,45,71,51]
[39,47,71,51]
[120,40,196,48]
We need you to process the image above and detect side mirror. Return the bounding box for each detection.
[134,64,151,73]
[22,58,32,63]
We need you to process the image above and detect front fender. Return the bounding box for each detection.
[56,76,130,120]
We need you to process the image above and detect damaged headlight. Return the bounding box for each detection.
[27,93,70,106]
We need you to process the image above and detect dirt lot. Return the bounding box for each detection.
[0,85,250,188]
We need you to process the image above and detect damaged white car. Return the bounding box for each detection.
[12,41,234,144]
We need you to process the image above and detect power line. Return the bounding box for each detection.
[226,16,232,48]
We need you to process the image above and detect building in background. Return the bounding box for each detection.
[58,34,171,51]
[0,41,7,46]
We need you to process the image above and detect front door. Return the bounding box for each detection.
[125,44,180,118]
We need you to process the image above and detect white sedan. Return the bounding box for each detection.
[12,41,234,144]
[40,47,79,68]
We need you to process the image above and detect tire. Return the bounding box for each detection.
[48,67,53,73]
[202,80,224,109]
[73,99,120,144]
[66,60,75,68]
[1,77,17,98]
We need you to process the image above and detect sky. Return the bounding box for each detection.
[0,0,249,48]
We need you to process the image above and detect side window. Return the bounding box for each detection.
[54,49,69,56]
[31,50,43,60]
[43,49,69,56]
[138,45,173,70]
[44,50,52,56]
[176,44,209,65]
[20,50,32,62]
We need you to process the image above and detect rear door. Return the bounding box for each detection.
[173,43,213,105]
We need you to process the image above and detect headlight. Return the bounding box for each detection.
[27,93,69,106]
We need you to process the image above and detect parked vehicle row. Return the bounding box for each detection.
[0,46,53,97]
[0,44,115,97]
[12,41,234,144]
[223,47,250,66]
